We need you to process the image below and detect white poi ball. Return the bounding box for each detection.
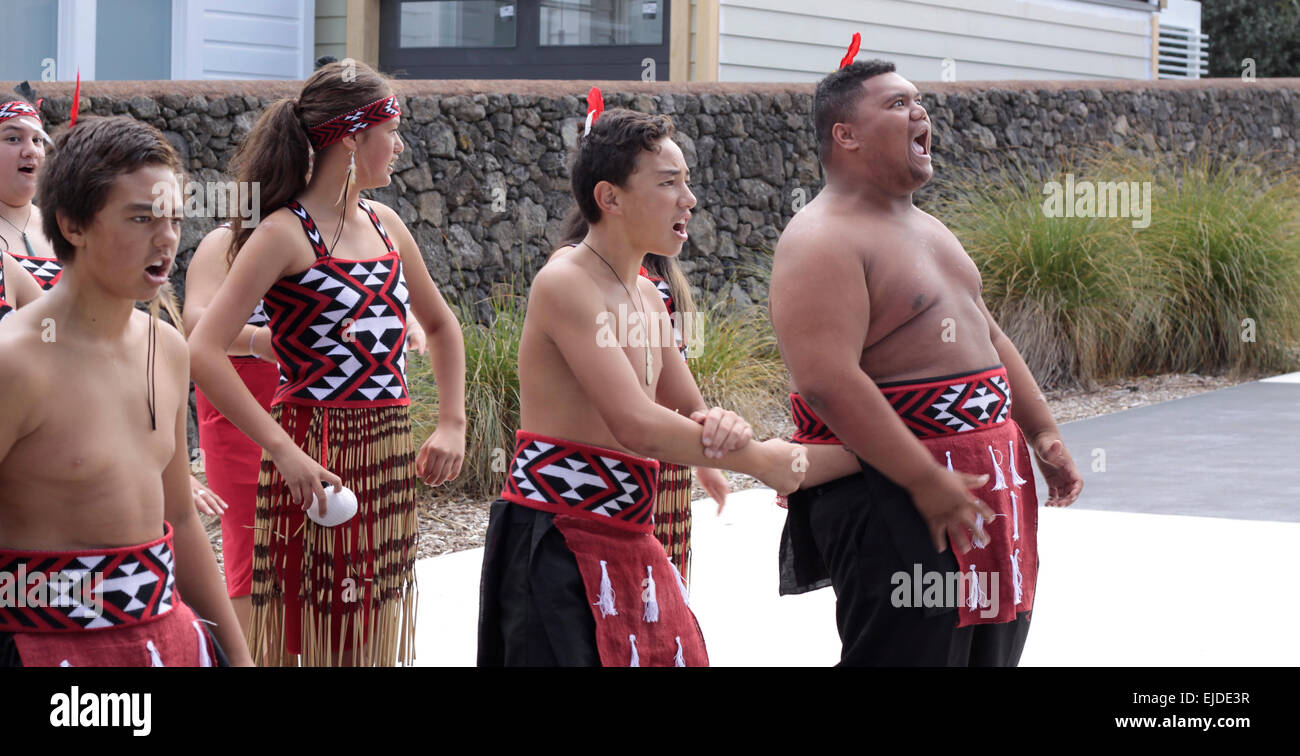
[307,484,358,527]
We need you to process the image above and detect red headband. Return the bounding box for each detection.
[0,99,52,144]
[840,32,862,69]
[306,94,401,150]
[584,86,604,136]
[0,100,41,124]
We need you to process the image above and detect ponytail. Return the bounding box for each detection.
[226,99,310,265]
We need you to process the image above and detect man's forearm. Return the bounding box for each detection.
[995,333,1061,442]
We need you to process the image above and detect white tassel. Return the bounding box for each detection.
[146,639,165,667]
[628,634,640,667]
[584,110,596,136]
[1011,491,1020,541]
[674,637,686,667]
[1011,548,1024,605]
[594,559,618,618]
[1009,440,1028,486]
[966,564,982,612]
[987,445,1008,491]
[946,450,954,471]
[59,660,72,667]
[973,513,987,549]
[670,559,691,607]
[193,620,212,668]
[641,565,659,623]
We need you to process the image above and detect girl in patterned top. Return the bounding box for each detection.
[189,61,467,666]
[0,88,61,289]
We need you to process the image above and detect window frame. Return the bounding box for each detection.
[379,0,671,80]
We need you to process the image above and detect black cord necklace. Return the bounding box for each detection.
[0,205,36,256]
[582,240,653,385]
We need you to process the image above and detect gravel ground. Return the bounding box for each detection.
[201,371,1261,566]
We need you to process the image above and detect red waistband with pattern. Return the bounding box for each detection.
[791,364,1012,442]
[0,523,180,633]
[500,430,660,534]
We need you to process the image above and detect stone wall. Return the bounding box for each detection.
[8,78,1299,318]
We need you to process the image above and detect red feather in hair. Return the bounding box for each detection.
[839,32,862,69]
[584,86,604,136]
[69,70,81,128]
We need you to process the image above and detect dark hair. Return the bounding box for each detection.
[226,59,392,262]
[813,59,897,163]
[558,208,696,317]
[38,116,181,264]
[570,108,675,225]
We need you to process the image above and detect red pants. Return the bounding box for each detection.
[195,356,279,598]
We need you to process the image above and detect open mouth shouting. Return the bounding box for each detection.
[144,255,173,286]
[17,161,37,177]
[672,214,690,242]
[911,124,931,160]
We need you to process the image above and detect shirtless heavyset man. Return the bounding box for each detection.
[0,116,250,666]
[478,107,805,666]
[770,60,1083,666]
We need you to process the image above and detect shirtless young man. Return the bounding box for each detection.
[0,116,250,667]
[478,108,806,666]
[770,60,1083,666]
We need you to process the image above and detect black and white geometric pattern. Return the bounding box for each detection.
[0,536,176,633]
[879,367,1013,439]
[11,253,62,290]
[502,432,658,531]
[263,200,409,406]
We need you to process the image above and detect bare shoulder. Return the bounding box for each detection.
[915,206,967,246]
[248,206,309,246]
[0,316,48,426]
[531,252,586,296]
[0,325,41,393]
[188,225,235,274]
[366,200,405,231]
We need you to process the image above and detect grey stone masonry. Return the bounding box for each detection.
[8,78,1297,320]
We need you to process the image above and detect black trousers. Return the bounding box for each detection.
[477,500,600,667]
[781,466,1031,667]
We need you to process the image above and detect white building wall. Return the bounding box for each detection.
[173,0,316,80]
[716,0,1159,82]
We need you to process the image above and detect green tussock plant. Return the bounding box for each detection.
[408,286,526,500]
[933,147,1300,386]
[1115,152,1300,375]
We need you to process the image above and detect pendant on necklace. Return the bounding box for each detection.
[22,232,35,257]
[645,349,653,385]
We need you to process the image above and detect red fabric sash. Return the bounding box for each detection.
[789,366,1038,625]
[501,431,708,665]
